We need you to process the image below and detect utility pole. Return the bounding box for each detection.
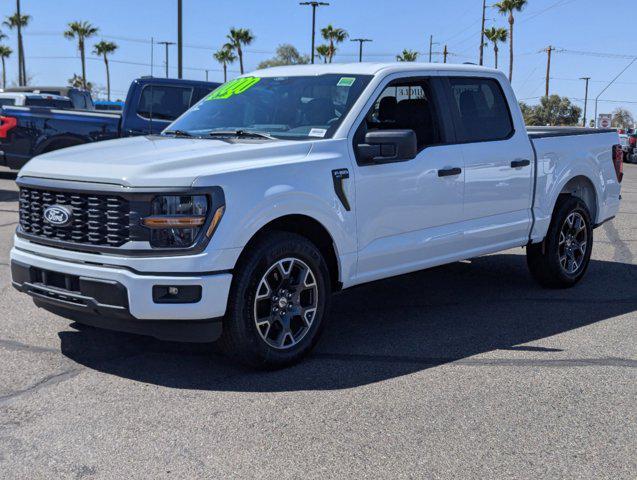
[443,45,449,63]
[150,37,154,77]
[479,0,487,66]
[544,46,555,97]
[580,77,590,127]
[350,38,372,62]
[177,0,183,79]
[205,69,209,82]
[300,2,329,64]
[158,41,175,78]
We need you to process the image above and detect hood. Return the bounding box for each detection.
[18,135,313,187]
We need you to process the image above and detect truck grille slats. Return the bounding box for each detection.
[19,187,131,247]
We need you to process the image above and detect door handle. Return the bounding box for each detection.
[438,167,462,177]
[511,159,531,168]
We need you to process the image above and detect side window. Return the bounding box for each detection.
[69,91,87,110]
[363,79,441,150]
[447,77,513,142]
[137,86,193,121]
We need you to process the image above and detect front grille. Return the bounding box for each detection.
[19,187,131,247]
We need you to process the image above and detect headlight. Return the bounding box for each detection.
[142,195,214,248]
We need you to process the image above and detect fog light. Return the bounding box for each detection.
[153,285,202,304]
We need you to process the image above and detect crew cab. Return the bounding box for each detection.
[0,77,219,169]
[10,63,623,368]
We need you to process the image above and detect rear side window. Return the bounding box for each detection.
[446,77,513,142]
[137,85,193,121]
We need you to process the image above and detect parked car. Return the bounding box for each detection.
[3,86,94,110]
[626,131,637,163]
[0,77,219,169]
[0,92,73,109]
[94,100,124,112]
[10,63,623,368]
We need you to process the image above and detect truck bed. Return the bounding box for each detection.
[527,126,616,139]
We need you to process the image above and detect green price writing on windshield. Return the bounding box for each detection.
[205,77,261,100]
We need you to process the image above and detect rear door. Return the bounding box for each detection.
[133,84,194,134]
[441,76,534,251]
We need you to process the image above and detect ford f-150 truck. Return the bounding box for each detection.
[10,63,623,368]
[0,77,219,169]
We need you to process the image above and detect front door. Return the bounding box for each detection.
[352,76,466,284]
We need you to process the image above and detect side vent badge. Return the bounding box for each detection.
[331,168,351,211]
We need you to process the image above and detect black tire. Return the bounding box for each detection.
[527,195,593,288]
[217,231,331,368]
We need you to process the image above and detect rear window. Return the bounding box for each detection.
[137,85,193,121]
[0,98,16,106]
[24,97,73,109]
[446,77,514,142]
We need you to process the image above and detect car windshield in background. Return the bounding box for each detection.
[166,74,372,140]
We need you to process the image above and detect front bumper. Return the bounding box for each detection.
[10,247,233,342]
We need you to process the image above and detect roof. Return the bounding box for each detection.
[136,77,221,87]
[0,91,69,99]
[248,62,501,78]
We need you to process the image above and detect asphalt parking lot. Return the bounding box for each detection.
[0,165,635,479]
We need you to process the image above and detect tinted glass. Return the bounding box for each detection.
[69,91,87,109]
[447,78,513,142]
[138,86,193,121]
[365,79,440,149]
[0,98,16,106]
[24,97,72,108]
[168,74,372,140]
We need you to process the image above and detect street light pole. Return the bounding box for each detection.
[177,0,183,79]
[594,57,637,127]
[300,2,329,64]
[158,41,175,78]
[580,76,590,127]
[350,38,372,62]
[428,35,439,62]
[479,0,486,66]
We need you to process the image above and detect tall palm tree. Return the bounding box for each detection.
[494,0,527,82]
[92,40,117,101]
[224,28,254,75]
[0,45,12,89]
[320,24,348,63]
[64,21,99,90]
[483,27,508,69]
[3,4,30,86]
[315,44,330,64]
[213,47,236,82]
[396,49,418,62]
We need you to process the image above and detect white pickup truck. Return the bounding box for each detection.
[10,63,623,367]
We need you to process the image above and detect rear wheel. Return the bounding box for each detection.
[217,231,331,368]
[527,195,593,288]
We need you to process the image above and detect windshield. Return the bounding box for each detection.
[166,74,372,140]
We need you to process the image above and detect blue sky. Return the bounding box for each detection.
[0,0,635,118]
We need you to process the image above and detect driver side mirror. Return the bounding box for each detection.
[356,129,418,165]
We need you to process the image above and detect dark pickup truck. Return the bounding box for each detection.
[0,77,219,170]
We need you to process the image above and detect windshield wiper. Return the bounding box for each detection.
[163,129,193,137]
[206,130,276,140]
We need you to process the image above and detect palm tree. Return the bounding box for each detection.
[315,44,330,64]
[483,27,508,69]
[320,25,348,63]
[92,40,117,101]
[224,28,254,75]
[0,45,12,89]
[396,49,418,62]
[494,0,528,82]
[213,47,236,82]
[3,4,30,86]
[64,21,99,90]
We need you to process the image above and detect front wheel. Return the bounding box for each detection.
[527,195,593,288]
[217,231,331,368]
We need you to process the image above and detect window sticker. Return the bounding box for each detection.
[308,128,327,138]
[205,77,261,100]
[337,77,356,87]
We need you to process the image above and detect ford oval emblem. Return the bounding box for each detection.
[43,205,72,227]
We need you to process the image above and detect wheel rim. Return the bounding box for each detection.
[253,257,319,350]
[558,211,588,275]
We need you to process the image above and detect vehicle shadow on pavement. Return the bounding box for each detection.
[59,254,637,391]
